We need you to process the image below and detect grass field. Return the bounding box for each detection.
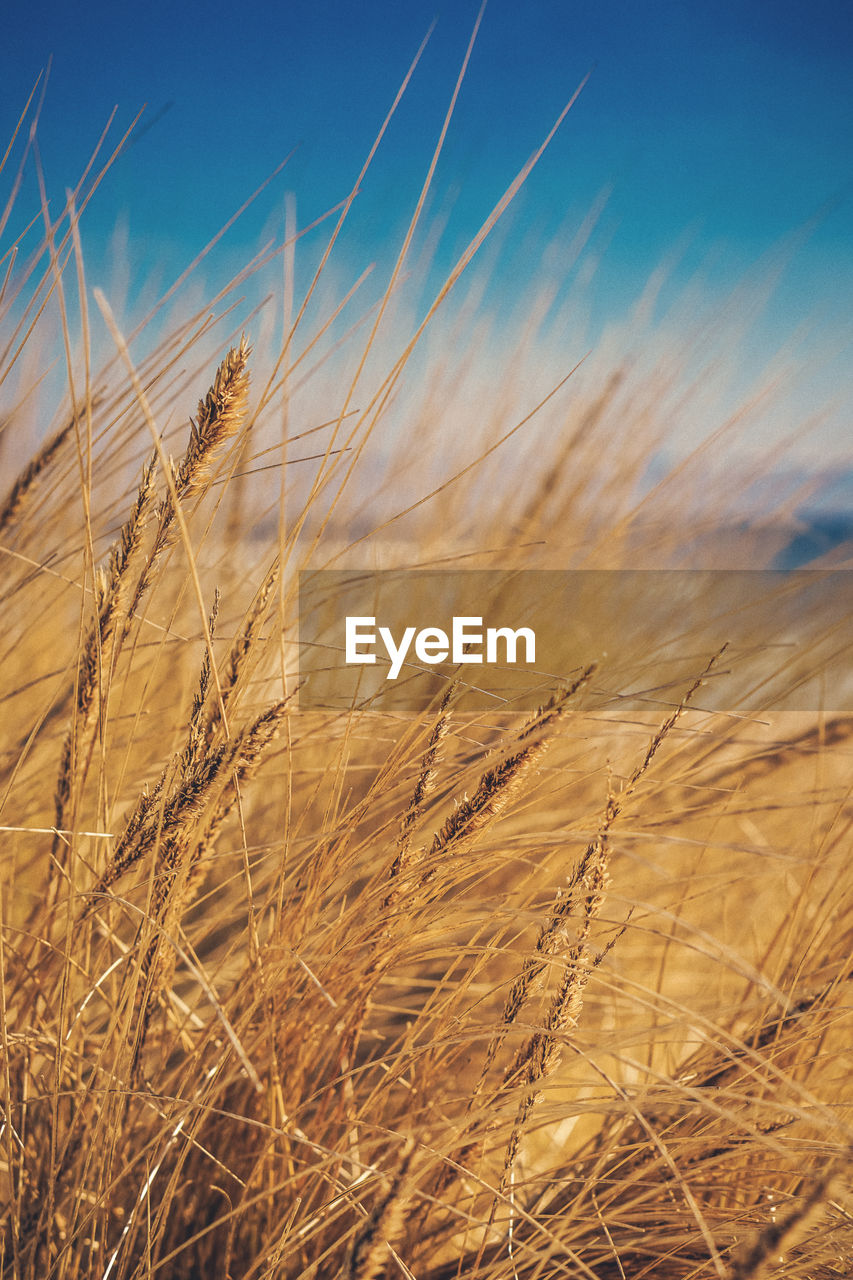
[1,66,851,1280]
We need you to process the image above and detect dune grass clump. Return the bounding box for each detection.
[1,54,852,1280]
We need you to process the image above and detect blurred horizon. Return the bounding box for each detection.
[3,1,852,482]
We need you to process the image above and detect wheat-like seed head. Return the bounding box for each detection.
[170,334,252,504]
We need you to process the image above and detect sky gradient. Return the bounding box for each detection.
[4,1,852,462]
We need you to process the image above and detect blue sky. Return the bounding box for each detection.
[4,0,852,441]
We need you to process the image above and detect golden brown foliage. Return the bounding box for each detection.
[1,68,851,1280]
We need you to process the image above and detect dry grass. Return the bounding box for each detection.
[1,52,851,1280]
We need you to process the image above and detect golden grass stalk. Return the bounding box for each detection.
[170,336,252,502]
[0,406,84,535]
[50,337,251,899]
[121,687,290,1081]
[384,681,456,909]
[498,825,612,1195]
[124,336,251,630]
[207,559,278,737]
[422,667,596,882]
[89,692,290,906]
[51,451,157,858]
[181,588,220,776]
[495,654,722,1193]
[725,1164,841,1279]
[342,1142,417,1280]
[334,687,459,1107]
